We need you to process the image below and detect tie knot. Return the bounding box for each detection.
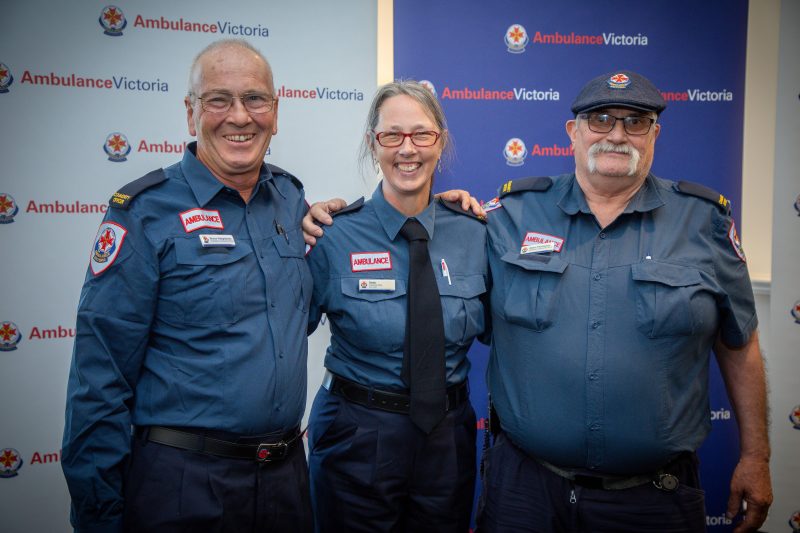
[399,218,429,242]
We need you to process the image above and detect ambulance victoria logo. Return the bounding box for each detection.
[99,6,127,36]
[0,448,23,478]
[789,405,800,430]
[91,222,127,275]
[504,138,527,166]
[791,300,800,324]
[104,132,131,162]
[0,193,19,223]
[0,322,21,351]
[0,62,13,93]
[608,73,631,89]
[419,80,437,98]
[505,24,529,53]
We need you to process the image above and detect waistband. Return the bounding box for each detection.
[322,370,469,415]
[134,425,303,463]
[534,452,694,491]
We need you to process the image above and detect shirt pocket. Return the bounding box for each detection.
[498,252,568,332]
[438,274,487,345]
[631,260,704,338]
[272,226,313,310]
[167,238,253,325]
[337,278,408,353]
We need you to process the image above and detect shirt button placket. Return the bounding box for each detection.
[586,229,610,468]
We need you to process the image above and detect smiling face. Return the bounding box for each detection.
[185,45,278,187]
[566,107,660,187]
[372,94,443,212]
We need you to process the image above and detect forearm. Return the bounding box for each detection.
[714,331,769,460]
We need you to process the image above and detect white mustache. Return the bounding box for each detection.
[587,141,641,176]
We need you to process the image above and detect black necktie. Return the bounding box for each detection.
[399,218,446,433]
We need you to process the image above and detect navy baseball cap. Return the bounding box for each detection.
[571,70,667,115]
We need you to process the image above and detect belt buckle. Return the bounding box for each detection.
[653,473,679,492]
[256,441,288,463]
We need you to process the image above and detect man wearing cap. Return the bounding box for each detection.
[476,71,772,532]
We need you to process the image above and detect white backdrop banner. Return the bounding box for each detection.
[766,1,800,531]
[0,1,375,531]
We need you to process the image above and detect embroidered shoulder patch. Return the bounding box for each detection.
[728,221,746,262]
[90,222,128,276]
[482,197,503,212]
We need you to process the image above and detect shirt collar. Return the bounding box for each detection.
[557,173,665,215]
[371,182,436,241]
[181,141,274,206]
[623,174,665,213]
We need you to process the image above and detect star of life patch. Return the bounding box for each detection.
[90,221,127,276]
[728,221,746,262]
[482,197,503,213]
[351,251,392,272]
[522,231,564,253]
[180,208,224,233]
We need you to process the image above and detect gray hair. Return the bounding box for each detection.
[186,39,274,98]
[359,80,453,177]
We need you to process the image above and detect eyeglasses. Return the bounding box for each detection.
[194,92,276,114]
[579,112,656,135]
[373,130,441,147]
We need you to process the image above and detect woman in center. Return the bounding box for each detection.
[306,80,489,532]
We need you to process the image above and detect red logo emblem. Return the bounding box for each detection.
[607,73,631,89]
[0,448,23,478]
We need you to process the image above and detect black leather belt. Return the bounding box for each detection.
[535,452,691,491]
[322,371,468,414]
[135,426,302,463]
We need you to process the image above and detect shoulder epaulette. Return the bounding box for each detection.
[675,180,731,215]
[498,176,553,198]
[109,168,167,210]
[332,197,365,218]
[436,197,487,223]
[266,163,303,190]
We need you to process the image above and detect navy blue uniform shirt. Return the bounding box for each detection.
[62,143,312,530]
[486,173,757,474]
[307,183,488,389]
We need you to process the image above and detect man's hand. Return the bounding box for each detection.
[726,456,772,532]
[303,198,347,246]
[435,189,486,218]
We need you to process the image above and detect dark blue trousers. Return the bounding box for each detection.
[308,386,476,533]
[123,429,313,533]
[476,433,707,533]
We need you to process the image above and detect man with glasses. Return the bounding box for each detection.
[477,71,772,532]
[62,39,313,532]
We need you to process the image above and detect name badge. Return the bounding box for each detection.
[199,234,236,248]
[351,251,392,272]
[359,279,396,291]
[521,242,555,254]
[522,231,564,252]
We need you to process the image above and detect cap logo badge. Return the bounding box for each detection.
[607,73,631,89]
